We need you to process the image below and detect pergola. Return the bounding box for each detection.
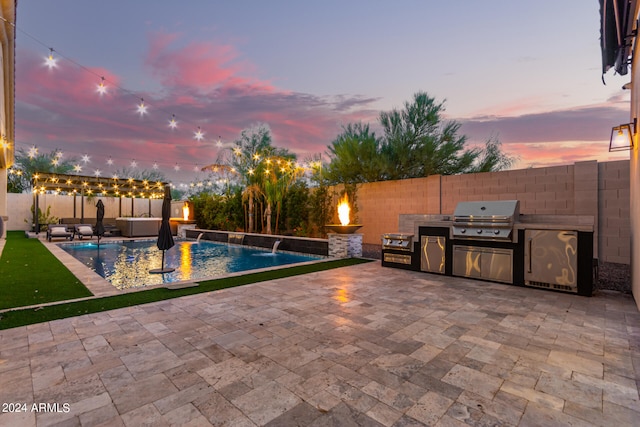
[31,172,168,230]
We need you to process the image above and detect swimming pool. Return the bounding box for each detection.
[59,239,324,289]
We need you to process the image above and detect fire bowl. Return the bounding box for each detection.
[324,224,363,234]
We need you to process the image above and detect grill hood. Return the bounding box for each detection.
[451,200,520,242]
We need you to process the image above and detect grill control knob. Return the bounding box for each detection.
[494,229,500,235]
[460,229,466,233]
[477,229,482,234]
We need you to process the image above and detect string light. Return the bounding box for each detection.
[28,146,38,158]
[130,160,138,168]
[4,16,227,177]
[97,77,107,95]
[81,154,90,163]
[44,48,57,69]
[194,127,204,141]
[136,98,147,116]
[169,115,178,129]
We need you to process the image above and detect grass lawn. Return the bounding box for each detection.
[0,231,93,309]
[0,231,371,330]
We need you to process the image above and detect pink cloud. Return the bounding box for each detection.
[144,31,275,93]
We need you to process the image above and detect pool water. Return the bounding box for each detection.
[59,239,324,289]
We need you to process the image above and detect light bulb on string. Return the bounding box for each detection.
[94,169,102,177]
[169,115,178,129]
[73,164,82,173]
[137,98,147,116]
[152,162,159,170]
[28,146,38,158]
[106,157,114,166]
[194,127,204,141]
[44,48,57,69]
[97,77,107,95]
[130,160,138,168]
[174,164,180,171]
[216,136,223,148]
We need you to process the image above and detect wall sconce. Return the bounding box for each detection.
[609,120,636,152]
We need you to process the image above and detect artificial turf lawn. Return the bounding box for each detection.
[0,230,93,310]
[0,230,371,329]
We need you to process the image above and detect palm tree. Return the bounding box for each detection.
[262,157,304,234]
[228,124,273,233]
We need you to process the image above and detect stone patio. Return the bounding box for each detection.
[0,262,639,426]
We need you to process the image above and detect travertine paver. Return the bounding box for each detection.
[1,262,640,426]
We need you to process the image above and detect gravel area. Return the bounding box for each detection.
[596,261,631,294]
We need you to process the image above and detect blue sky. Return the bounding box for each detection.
[14,1,631,183]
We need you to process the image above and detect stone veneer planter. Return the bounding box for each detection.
[328,233,363,258]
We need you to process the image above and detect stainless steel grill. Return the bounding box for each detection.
[451,200,520,242]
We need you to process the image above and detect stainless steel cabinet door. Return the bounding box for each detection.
[421,236,445,273]
[525,229,577,291]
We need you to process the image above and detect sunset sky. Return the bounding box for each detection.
[14,1,632,184]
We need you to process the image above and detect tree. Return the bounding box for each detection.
[379,92,477,179]
[111,167,167,183]
[468,136,517,173]
[325,123,384,184]
[324,92,516,184]
[8,148,77,193]
[228,124,273,233]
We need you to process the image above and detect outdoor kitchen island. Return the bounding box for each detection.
[382,201,595,296]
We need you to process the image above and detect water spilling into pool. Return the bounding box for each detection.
[59,239,324,289]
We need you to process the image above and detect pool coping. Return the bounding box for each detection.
[15,235,336,306]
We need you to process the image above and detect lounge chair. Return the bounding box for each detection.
[47,224,73,242]
[74,224,94,240]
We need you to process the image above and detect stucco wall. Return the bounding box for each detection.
[6,194,164,231]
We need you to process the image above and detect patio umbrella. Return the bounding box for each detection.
[150,185,175,274]
[95,200,106,248]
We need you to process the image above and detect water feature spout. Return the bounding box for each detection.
[272,240,281,254]
[196,233,203,243]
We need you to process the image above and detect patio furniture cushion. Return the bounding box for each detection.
[50,226,69,236]
[74,224,94,240]
[77,225,93,235]
[47,224,73,241]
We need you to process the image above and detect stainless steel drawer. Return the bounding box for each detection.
[452,245,513,284]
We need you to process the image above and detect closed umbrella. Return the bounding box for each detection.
[150,185,175,274]
[95,200,106,248]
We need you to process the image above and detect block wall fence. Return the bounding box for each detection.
[347,159,629,265]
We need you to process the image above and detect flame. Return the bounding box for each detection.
[182,202,190,221]
[337,194,350,226]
